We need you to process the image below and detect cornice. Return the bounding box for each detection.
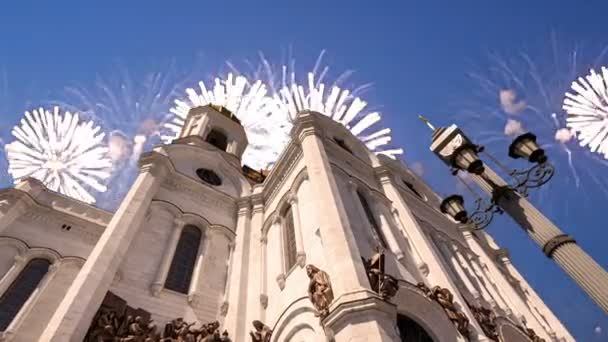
[161,174,237,214]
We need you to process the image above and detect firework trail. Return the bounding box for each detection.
[227,50,404,160]
[5,106,111,204]
[162,73,285,170]
[456,36,608,218]
[54,61,194,209]
[563,67,608,158]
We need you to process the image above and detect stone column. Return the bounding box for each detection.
[376,169,490,341]
[187,229,208,306]
[225,199,252,340]
[243,195,263,342]
[462,249,511,312]
[436,242,482,306]
[287,194,307,268]
[41,157,167,341]
[150,218,186,296]
[269,215,286,290]
[497,251,572,340]
[461,231,552,338]
[375,203,406,260]
[294,112,401,341]
[471,165,608,313]
[391,208,428,275]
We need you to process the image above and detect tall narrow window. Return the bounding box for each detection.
[206,129,228,151]
[283,206,298,271]
[165,226,202,294]
[0,258,50,330]
[403,180,425,200]
[397,314,434,342]
[356,190,387,248]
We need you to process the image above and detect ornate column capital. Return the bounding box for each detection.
[286,192,298,205]
[276,274,286,291]
[260,294,269,309]
[297,251,307,268]
[260,236,268,245]
[173,217,186,228]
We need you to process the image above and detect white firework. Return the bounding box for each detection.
[563,66,608,158]
[229,51,404,160]
[274,70,403,158]
[5,106,111,204]
[162,73,288,170]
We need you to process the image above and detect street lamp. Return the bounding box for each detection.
[423,116,608,314]
[439,195,468,224]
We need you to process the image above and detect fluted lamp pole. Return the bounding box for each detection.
[420,115,608,314]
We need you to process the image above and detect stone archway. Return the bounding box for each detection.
[397,314,434,342]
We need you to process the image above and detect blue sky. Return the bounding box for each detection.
[1,1,607,339]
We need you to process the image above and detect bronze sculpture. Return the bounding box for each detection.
[306,264,334,319]
[362,247,399,300]
[249,320,272,342]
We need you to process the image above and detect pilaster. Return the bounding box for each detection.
[41,153,169,341]
[150,218,186,296]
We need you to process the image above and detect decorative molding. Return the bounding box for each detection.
[161,176,236,214]
[296,251,307,268]
[220,301,229,316]
[276,273,286,291]
[260,294,269,309]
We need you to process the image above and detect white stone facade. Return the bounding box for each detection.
[0,106,573,341]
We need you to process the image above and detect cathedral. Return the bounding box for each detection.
[0,105,574,341]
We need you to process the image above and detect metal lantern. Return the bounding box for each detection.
[440,194,469,224]
[450,144,485,175]
[508,133,547,164]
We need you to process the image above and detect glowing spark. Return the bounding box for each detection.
[5,107,111,204]
[163,73,286,170]
[563,66,608,158]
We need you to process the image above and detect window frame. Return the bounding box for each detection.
[356,189,388,248]
[164,225,203,294]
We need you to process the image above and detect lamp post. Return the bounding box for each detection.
[421,116,608,314]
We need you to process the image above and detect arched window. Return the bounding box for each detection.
[397,314,434,342]
[282,206,297,271]
[403,180,425,200]
[206,129,228,151]
[196,168,222,186]
[356,190,387,248]
[165,226,202,294]
[0,258,51,330]
[334,137,353,154]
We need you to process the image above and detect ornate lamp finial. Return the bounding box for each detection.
[418,115,436,131]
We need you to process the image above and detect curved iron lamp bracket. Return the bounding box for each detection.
[468,197,503,231]
[508,162,555,197]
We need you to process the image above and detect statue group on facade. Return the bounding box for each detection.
[362,246,399,300]
[469,305,498,341]
[85,292,231,342]
[416,282,470,338]
[306,264,334,319]
[249,320,272,342]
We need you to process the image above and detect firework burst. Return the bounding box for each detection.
[563,67,608,158]
[54,61,194,209]
[455,37,608,218]
[228,50,404,160]
[5,106,111,204]
[162,73,287,170]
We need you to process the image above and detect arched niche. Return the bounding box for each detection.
[392,283,460,342]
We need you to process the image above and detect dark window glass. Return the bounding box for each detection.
[206,129,228,151]
[283,206,298,270]
[334,138,353,154]
[356,190,387,248]
[0,258,50,330]
[165,226,202,294]
[196,168,222,186]
[397,314,434,342]
[403,180,424,200]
